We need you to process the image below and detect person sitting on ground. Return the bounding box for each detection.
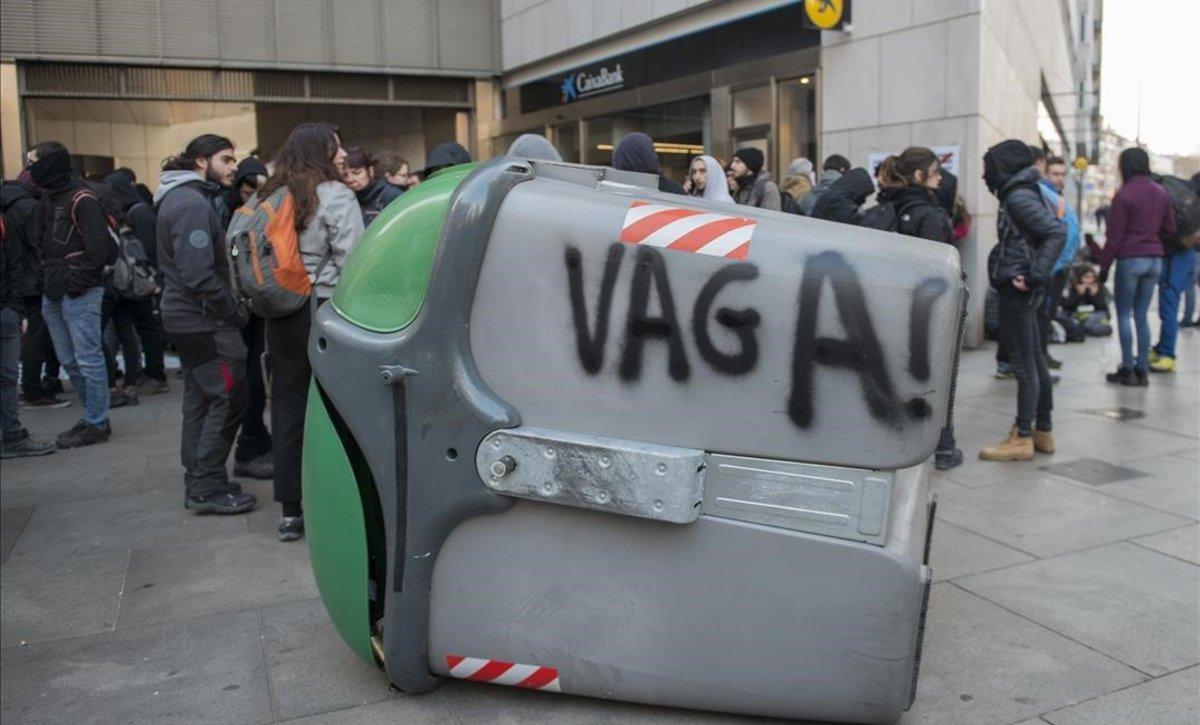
[810,167,875,226]
[373,151,411,192]
[729,148,782,210]
[422,142,471,179]
[797,153,851,216]
[506,133,563,162]
[344,146,403,227]
[612,132,686,195]
[1061,265,1112,337]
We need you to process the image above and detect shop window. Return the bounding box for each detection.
[585,96,710,182]
[732,85,771,129]
[553,122,580,163]
[778,75,817,176]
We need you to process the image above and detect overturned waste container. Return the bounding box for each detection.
[302,157,965,724]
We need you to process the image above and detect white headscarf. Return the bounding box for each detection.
[696,155,735,205]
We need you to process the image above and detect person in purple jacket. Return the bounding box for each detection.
[1097,148,1176,386]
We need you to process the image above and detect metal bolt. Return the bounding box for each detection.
[654,499,664,511]
[544,447,556,459]
[596,491,610,504]
[541,482,554,494]
[490,439,502,450]
[489,455,517,479]
[598,455,611,468]
[655,462,668,475]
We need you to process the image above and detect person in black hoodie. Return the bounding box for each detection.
[1,191,57,458]
[155,134,255,515]
[422,142,471,178]
[1,170,66,407]
[29,142,115,448]
[612,133,687,195]
[343,146,403,226]
[979,140,1065,462]
[104,168,168,396]
[811,167,875,225]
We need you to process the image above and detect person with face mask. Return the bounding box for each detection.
[343,147,403,227]
[29,142,116,449]
[155,134,255,515]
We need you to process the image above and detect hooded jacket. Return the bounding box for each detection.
[507,134,563,162]
[872,184,953,242]
[797,169,843,216]
[31,149,113,300]
[423,142,471,177]
[811,168,875,226]
[983,141,1066,291]
[1037,178,1081,274]
[1,196,25,312]
[0,179,43,299]
[613,133,687,195]
[107,169,158,265]
[357,177,404,227]
[155,170,245,334]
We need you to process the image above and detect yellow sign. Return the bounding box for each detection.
[1073,155,1089,171]
[804,0,846,30]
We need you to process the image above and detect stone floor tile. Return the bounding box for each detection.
[0,549,128,648]
[1049,417,1198,464]
[896,584,1144,725]
[936,473,1189,557]
[260,598,390,721]
[277,691,457,724]
[928,520,1035,582]
[1132,524,1200,565]
[0,611,271,725]
[0,451,148,507]
[1042,665,1199,725]
[7,490,247,561]
[0,506,33,565]
[957,543,1200,675]
[118,537,318,629]
[1089,455,1200,520]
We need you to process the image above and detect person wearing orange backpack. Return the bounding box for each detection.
[155,134,256,515]
[256,123,363,542]
[28,142,116,449]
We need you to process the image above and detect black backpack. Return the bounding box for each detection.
[779,190,802,215]
[105,224,157,299]
[1159,175,1200,250]
[861,199,925,234]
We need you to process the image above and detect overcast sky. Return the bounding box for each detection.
[1100,0,1200,156]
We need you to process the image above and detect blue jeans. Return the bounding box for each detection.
[1157,248,1197,357]
[1183,254,1198,322]
[43,287,109,426]
[1,307,22,440]
[1113,257,1162,372]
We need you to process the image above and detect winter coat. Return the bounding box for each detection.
[797,169,842,216]
[613,132,687,196]
[298,181,365,299]
[0,179,43,298]
[1,203,23,312]
[154,171,245,334]
[780,173,813,202]
[1037,179,1081,274]
[38,186,112,300]
[872,185,954,242]
[107,170,158,265]
[988,165,1066,291]
[811,168,874,226]
[357,178,404,227]
[1062,284,1109,313]
[1097,175,1174,272]
[733,171,782,211]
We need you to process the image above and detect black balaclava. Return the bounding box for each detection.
[733,147,765,177]
[982,140,1034,197]
[1117,147,1151,183]
[106,168,143,210]
[29,148,74,192]
[612,133,660,175]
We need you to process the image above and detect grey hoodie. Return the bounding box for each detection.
[797,169,842,216]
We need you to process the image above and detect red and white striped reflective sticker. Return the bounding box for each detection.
[620,200,756,260]
[445,654,562,692]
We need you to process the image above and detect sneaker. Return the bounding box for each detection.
[20,393,71,409]
[109,386,139,408]
[1148,349,1161,365]
[133,376,170,396]
[0,430,57,459]
[934,447,964,470]
[979,427,1034,461]
[1046,355,1063,370]
[43,377,64,396]
[233,452,273,480]
[1106,366,1139,386]
[56,420,112,449]
[278,516,305,542]
[1134,368,1149,386]
[1180,318,1199,328]
[185,491,257,514]
[994,362,1014,379]
[1149,355,1177,373]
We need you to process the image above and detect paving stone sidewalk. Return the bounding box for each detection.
[2,328,1197,724]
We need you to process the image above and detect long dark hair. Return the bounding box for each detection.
[259,123,343,232]
[1117,147,1150,183]
[878,146,938,188]
[162,134,233,172]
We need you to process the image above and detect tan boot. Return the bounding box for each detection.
[1032,429,1055,454]
[979,427,1034,461]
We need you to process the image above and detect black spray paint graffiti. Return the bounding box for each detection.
[565,244,948,430]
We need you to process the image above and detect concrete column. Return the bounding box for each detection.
[0,61,23,178]
[472,78,498,161]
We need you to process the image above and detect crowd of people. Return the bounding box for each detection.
[1,123,1196,539]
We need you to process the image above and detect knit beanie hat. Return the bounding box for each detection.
[733,147,764,176]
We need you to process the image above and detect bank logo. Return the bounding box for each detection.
[560,63,625,103]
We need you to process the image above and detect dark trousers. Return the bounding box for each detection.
[102,296,166,386]
[174,329,248,498]
[19,295,60,397]
[266,304,312,510]
[998,287,1053,434]
[235,314,271,463]
[1039,269,1069,351]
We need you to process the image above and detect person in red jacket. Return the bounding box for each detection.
[1097,148,1175,386]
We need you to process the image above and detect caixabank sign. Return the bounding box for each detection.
[559,63,626,103]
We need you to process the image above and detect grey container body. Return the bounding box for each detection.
[311,159,960,723]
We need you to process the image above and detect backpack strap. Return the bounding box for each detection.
[70,189,97,234]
